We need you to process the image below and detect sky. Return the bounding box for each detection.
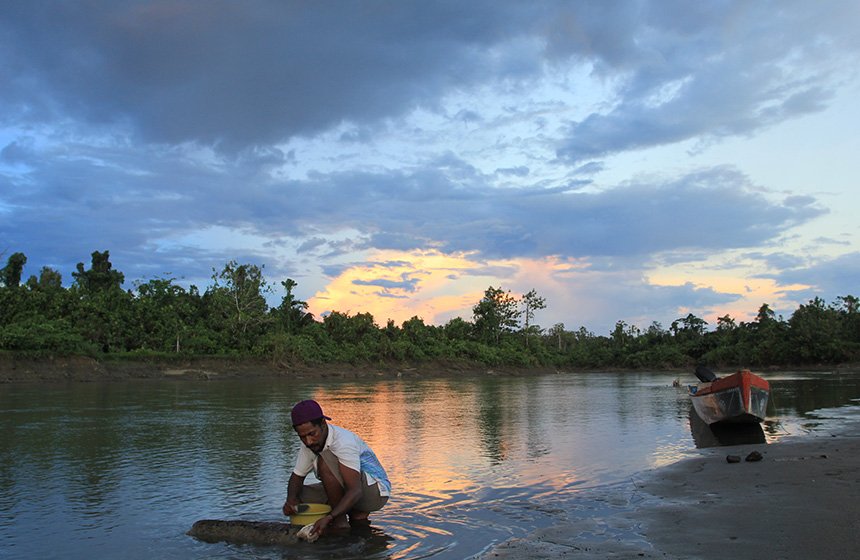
[2,1,859,336]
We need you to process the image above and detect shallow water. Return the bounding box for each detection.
[2,369,859,559]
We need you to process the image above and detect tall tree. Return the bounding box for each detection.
[671,313,708,338]
[472,286,520,345]
[716,315,736,331]
[549,322,565,351]
[210,261,272,340]
[835,295,860,348]
[72,250,124,294]
[788,297,841,363]
[0,252,27,288]
[133,276,193,352]
[520,289,546,347]
[274,278,313,333]
[26,267,63,291]
[67,251,132,352]
[747,303,787,365]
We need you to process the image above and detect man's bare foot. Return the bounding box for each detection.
[328,515,351,531]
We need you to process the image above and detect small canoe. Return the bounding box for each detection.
[688,368,769,425]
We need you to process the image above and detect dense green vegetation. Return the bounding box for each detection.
[2,251,859,369]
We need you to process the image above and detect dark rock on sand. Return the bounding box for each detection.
[744,450,763,462]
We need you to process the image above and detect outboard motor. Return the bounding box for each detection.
[694,365,718,383]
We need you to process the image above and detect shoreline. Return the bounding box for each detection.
[0,354,549,383]
[0,354,675,383]
[486,424,860,560]
[2,354,853,384]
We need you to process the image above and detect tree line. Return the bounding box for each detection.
[1,250,859,369]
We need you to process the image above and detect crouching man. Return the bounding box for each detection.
[282,399,390,537]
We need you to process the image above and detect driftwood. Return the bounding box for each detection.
[187,519,303,546]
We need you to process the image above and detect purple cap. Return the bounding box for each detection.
[291,399,331,427]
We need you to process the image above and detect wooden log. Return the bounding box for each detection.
[187,519,302,546]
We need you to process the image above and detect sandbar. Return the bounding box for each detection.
[487,424,860,559]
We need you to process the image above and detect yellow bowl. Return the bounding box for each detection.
[290,503,331,526]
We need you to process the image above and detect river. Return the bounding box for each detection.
[2,369,860,559]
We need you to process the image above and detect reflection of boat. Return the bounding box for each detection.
[689,407,766,448]
[688,367,769,425]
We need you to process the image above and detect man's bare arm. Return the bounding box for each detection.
[282,472,306,515]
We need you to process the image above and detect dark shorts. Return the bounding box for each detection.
[299,449,388,512]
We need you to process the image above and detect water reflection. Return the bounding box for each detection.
[688,408,766,448]
[298,523,398,559]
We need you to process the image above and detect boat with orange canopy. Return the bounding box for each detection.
[688,367,770,425]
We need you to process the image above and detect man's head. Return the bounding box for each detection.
[291,399,331,454]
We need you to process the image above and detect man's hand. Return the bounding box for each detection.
[282,497,302,516]
[283,473,307,516]
[309,514,332,537]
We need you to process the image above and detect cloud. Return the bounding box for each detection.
[767,252,860,302]
[297,237,327,254]
[556,1,856,163]
[569,162,605,176]
[1,1,858,334]
[6,1,854,155]
[1,140,35,165]
[0,125,827,290]
[273,162,826,261]
[0,1,551,150]
[353,275,420,294]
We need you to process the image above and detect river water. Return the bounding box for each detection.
[2,369,860,559]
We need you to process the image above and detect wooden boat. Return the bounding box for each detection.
[688,367,769,425]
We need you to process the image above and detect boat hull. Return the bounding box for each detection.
[689,370,769,425]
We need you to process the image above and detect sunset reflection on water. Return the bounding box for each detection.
[307,373,695,512]
[4,370,859,560]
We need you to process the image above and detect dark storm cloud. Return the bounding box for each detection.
[4,1,848,153]
[276,163,826,261]
[0,1,548,149]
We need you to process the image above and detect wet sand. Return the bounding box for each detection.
[487,424,860,560]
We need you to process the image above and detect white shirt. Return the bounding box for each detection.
[293,423,391,496]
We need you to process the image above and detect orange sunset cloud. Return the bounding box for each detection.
[307,251,591,327]
[307,250,494,326]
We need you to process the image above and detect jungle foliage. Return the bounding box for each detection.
[2,251,859,370]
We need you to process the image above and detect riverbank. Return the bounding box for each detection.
[486,423,860,559]
[0,354,564,383]
[3,354,852,384]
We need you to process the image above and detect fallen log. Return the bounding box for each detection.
[187,519,302,546]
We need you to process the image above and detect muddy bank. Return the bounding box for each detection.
[0,354,560,383]
[485,426,860,560]
[2,354,852,384]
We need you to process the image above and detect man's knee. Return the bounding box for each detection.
[299,482,328,504]
[317,456,345,488]
[318,450,346,485]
